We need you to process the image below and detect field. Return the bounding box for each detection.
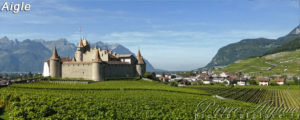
[190,85,300,111]
[0,80,299,119]
[219,49,300,76]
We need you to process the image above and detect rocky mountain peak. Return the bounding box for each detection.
[0,36,9,42]
[288,25,300,35]
[0,36,157,72]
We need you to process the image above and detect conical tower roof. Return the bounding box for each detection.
[51,47,59,60]
[137,50,141,58]
[78,39,84,48]
[93,50,102,62]
[137,50,145,64]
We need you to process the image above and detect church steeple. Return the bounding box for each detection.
[51,47,59,60]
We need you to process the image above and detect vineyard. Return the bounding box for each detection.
[190,86,300,111]
[0,80,299,119]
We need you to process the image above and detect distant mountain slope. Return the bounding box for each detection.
[34,39,77,57]
[0,37,51,72]
[0,37,157,72]
[206,38,278,67]
[107,43,156,71]
[264,38,300,55]
[219,49,300,76]
[205,25,300,68]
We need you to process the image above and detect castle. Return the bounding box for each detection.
[42,38,146,81]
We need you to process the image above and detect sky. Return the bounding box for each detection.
[0,0,299,71]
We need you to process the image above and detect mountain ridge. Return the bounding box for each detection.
[0,37,158,72]
[205,25,300,68]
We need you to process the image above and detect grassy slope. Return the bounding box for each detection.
[219,49,300,76]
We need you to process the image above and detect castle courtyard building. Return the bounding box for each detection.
[43,38,146,81]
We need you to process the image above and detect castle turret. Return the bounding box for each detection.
[92,50,105,81]
[75,39,84,61]
[82,37,90,50]
[136,50,146,77]
[50,47,62,78]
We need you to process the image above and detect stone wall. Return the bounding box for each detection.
[105,64,137,78]
[81,49,110,62]
[61,62,139,80]
[82,50,95,62]
[62,63,93,80]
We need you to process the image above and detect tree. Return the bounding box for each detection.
[269,80,278,86]
[248,80,258,85]
[293,77,299,85]
[143,72,152,79]
[151,72,156,79]
[280,75,287,79]
[28,72,33,78]
[169,81,178,87]
[230,79,237,85]
[197,80,204,85]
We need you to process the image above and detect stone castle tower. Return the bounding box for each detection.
[45,38,146,81]
[49,47,61,78]
[136,50,146,77]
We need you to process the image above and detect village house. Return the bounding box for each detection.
[158,77,169,83]
[183,77,197,82]
[155,74,162,78]
[212,77,223,83]
[274,78,285,85]
[199,73,211,85]
[219,72,229,78]
[236,77,247,86]
[203,79,211,85]
[257,77,270,86]
[211,74,225,83]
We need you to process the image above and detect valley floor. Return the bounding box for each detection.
[0,80,299,119]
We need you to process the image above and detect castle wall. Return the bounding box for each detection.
[100,50,109,61]
[105,64,137,78]
[62,63,93,80]
[75,51,83,62]
[82,50,95,62]
[81,49,110,62]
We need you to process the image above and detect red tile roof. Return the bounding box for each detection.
[274,78,285,82]
[256,77,270,82]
